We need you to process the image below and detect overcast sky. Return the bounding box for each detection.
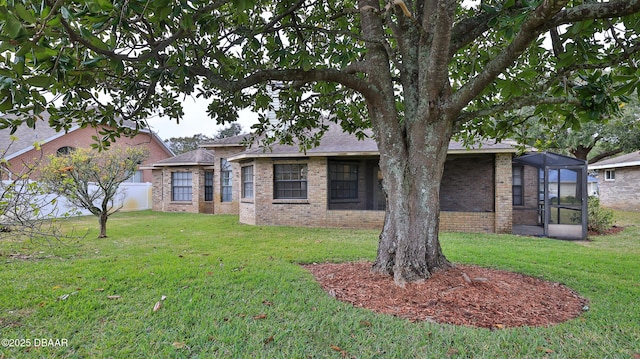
[145,97,258,140]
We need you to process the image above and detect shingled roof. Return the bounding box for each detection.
[589,151,640,169]
[146,148,215,167]
[199,133,253,147]
[227,122,519,161]
[0,116,62,159]
[0,112,173,160]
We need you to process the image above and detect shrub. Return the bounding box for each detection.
[588,196,614,234]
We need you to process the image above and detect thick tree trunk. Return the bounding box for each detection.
[356,0,454,285]
[371,110,454,286]
[570,145,592,161]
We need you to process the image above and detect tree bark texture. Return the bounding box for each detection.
[370,106,454,285]
[358,0,456,285]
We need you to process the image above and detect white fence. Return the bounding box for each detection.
[1,181,152,219]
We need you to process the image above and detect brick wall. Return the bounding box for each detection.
[252,157,327,227]
[239,161,256,224]
[494,153,513,233]
[212,147,243,215]
[152,166,212,213]
[441,155,494,212]
[237,154,514,233]
[513,165,540,225]
[597,166,640,211]
[441,212,495,233]
[150,146,246,215]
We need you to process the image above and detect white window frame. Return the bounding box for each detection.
[171,171,193,201]
[241,165,254,199]
[604,169,615,181]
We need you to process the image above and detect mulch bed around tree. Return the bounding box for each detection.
[303,262,588,329]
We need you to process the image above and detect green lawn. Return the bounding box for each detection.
[1,211,639,358]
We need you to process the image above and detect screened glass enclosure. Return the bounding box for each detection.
[513,152,588,240]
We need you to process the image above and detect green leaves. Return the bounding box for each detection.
[3,12,26,39]
[25,75,52,87]
[611,68,640,98]
[13,3,36,23]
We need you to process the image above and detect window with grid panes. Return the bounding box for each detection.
[274,164,307,199]
[512,166,524,205]
[221,159,232,202]
[329,162,358,199]
[172,172,192,201]
[241,166,254,199]
[604,169,615,181]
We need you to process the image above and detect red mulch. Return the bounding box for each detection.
[303,262,588,329]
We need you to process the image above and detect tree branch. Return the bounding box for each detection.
[54,0,230,63]
[550,0,640,26]
[550,26,564,57]
[448,0,570,117]
[262,0,306,32]
[59,17,185,63]
[449,10,506,56]
[455,95,580,125]
[422,0,457,100]
[192,66,372,99]
[589,148,624,163]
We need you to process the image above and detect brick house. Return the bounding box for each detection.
[147,148,216,214]
[589,151,640,211]
[228,129,519,233]
[149,124,554,235]
[147,136,248,215]
[0,113,174,182]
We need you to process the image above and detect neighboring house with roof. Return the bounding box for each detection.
[146,134,249,215]
[148,123,544,235]
[589,151,640,211]
[0,112,174,182]
[145,148,216,214]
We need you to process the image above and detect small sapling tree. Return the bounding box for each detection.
[40,146,149,238]
[0,138,81,242]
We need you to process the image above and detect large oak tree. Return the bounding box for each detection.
[2,0,640,284]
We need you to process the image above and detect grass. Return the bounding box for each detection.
[0,210,639,358]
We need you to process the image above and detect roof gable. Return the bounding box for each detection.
[1,112,174,159]
[0,117,65,159]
